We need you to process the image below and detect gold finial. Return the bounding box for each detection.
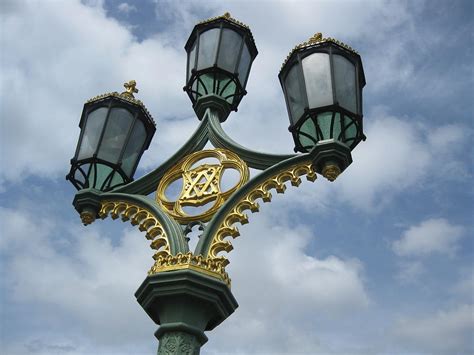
[223,12,231,18]
[80,211,96,226]
[322,164,341,182]
[122,80,139,98]
[308,32,323,44]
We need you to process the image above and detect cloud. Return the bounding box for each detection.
[117,2,137,14]
[395,260,425,284]
[204,210,370,353]
[0,200,369,353]
[0,205,156,352]
[392,304,474,354]
[0,0,192,189]
[392,218,465,257]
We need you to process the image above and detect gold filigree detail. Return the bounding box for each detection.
[281,32,359,71]
[156,149,249,224]
[149,252,231,286]
[322,164,341,182]
[99,201,171,259]
[122,80,139,98]
[208,161,317,264]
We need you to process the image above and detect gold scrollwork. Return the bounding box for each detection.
[156,149,249,224]
[208,161,317,264]
[149,252,231,286]
[99,201,171,259]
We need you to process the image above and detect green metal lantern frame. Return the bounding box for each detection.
[67,93,156,192]
[279,38,366,153]
[184,14,258,121]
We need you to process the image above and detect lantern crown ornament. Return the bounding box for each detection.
[66,81,156,192]
[184,12,258,121]
[279,33,366,180]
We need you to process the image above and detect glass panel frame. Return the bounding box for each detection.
[197,28,220,70]
[302,52,333,109]
[77,107,108,160]
[217,28,243,73]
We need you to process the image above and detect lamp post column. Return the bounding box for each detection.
[135,269,238,355]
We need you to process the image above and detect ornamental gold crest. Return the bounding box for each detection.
[156,149,249,223]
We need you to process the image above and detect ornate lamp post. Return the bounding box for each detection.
[67,13,366,354]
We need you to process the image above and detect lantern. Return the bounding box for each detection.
[184,12,258,121]
[67,81,156,191]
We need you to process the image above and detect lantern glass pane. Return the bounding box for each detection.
[88,164,113,189]
[187,41,197,82]
[237,42,251,86]
[217,28,242,73]
[302,53,333,108]
[78,107,108,160]
[344,115,358,147]
[317,112,333,140]
[299,119,317,148]
[334,55,357,112]
[284,63,305,124]
[197,28,219,70]
[98,107,134,164]
[121,120,146,176]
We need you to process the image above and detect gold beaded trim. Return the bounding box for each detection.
[281,32,359,71]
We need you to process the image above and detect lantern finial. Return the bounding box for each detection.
[122,80,139,98]
[223,12,231,18]
[308,33,323,44]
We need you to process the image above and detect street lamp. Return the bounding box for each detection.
[184,12,258,121]
[67,13,366,354]
[66,80,156,191]
[279,32,366,180]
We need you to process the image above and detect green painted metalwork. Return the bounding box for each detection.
[206,108,296,169]
[195,153,313,257]
[112,117,210,196]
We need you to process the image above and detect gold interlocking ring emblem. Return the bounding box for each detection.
[156,149,249,223]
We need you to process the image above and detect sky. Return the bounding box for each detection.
[0,0,473,354]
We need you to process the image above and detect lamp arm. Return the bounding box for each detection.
[112,117,210,196]
[206,108,296,170]
[98,192,189,255]
[195,154,316,259]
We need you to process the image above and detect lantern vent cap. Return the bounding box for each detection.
[280,32,359,72]
[188,12,257,56]
[85,80,156,126]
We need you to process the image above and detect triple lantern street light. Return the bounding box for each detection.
[67,12,366,354]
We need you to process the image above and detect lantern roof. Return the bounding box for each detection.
[185,12,257,57]
[85,80,156,126]
[280,33,359,72]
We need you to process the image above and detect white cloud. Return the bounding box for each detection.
[393,218,465,257]
[395,260,425,284]
[0,206,156,352]
[0,0,192,189]
[205,209,370,353]
[392,304,474,354]
[117,2,137,14]
[0,201,369,354]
